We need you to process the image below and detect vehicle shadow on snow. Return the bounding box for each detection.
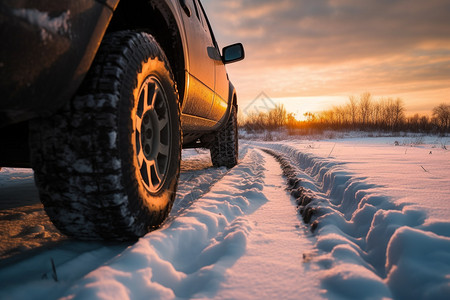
[0,238,130,299]
[0,173,130,294]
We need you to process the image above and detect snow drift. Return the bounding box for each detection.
[1,136,449,299]
[261,141,450,300]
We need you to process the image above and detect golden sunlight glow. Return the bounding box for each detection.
[241,96,349,121]
[274,97,349,121]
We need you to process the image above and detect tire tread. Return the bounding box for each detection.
[30,31,181,240]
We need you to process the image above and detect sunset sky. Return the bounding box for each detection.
[202,0,450,118]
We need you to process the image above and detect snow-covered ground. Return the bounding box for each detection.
[0,135,449,299]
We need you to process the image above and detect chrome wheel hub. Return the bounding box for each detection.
[134,76,171,193]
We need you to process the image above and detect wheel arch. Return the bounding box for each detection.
[209,81,237,132]
[225,81,238,125]
[106,0,188,104]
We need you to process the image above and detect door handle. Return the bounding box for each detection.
[179,0,191,17]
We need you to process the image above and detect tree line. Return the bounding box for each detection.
[240,93,450,133]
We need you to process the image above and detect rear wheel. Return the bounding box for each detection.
[210,105,238,168]
[30,31,181,240]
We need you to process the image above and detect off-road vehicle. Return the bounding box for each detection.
[0,0,244,240]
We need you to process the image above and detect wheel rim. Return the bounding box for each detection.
[134,76,171,193]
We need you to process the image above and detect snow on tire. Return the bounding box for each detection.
[29,31,181,240]
[210,106,238,168]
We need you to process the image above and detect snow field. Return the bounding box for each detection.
[0,148,319,299]
[259,142,450,299]
[1,137,449,299]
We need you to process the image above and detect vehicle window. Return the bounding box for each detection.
[192,0,201,21]
[196,0,218,47]
[195,0,210,33]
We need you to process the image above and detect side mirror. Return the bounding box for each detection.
[222,43,245,64]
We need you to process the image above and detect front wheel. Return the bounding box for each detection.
[30,31,181,240]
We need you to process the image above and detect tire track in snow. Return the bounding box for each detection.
[260,143,450,300]
[0,148,249,298]
[212,149,321,299]
[3,149,267,299]
[169,146,252,220]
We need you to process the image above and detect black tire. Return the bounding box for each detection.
[29,31,181,240]
[210,105,238,168]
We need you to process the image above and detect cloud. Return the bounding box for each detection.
[206,0,450,64]
[202,0,450,112]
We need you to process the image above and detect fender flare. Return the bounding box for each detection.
[217,81,237,131]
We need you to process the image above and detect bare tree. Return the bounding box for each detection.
[318,109,335,126]
[371,101,382,127]
[432,103,450,131]
[407,113,420,132]
[420,115,430,131]
[304,112,317,122]
[359,92,372,126]
[348,96,358,127]
[392,98,406,130]
[239,93,440,133]
[379,98,391,129]
[333,106,345,126]
[268,104,287,129]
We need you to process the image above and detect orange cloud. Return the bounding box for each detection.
[203,0,450,114]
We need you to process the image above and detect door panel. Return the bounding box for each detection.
[197,0,229,122]
[183,73,215,119]
[178,0,215,119]
[209,58,229,122]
